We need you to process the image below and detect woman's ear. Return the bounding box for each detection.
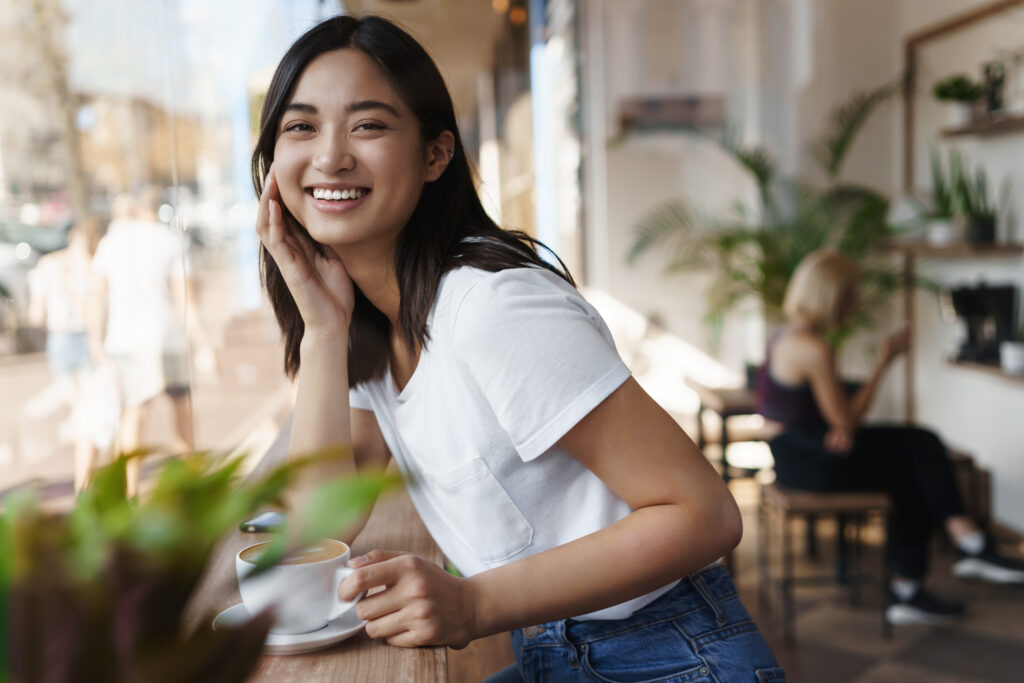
[424,130,456,182]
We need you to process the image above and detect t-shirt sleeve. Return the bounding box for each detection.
[349,384,373,411]
[451,268,631,462]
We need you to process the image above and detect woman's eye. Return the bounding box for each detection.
[355,122,387,132]
[283,122,314,133]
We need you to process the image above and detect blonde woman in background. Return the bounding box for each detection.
[28,218,99,492]
[756,248,1024,626]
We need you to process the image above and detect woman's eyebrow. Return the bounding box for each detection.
[346,100,400,117]
[282,102,317,115]
[282,100,400,118]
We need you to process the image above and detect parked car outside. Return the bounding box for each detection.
[0,221,71,351]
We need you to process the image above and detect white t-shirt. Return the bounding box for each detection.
[92,219,189,355]
[350,266,677,620]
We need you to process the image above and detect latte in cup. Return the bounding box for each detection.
[236,538,363,635]
[239,540,345,565]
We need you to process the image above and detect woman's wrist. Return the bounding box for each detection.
[464,573,494,640]
[299,327,350,354]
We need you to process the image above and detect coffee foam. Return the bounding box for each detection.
[239,540,346,565]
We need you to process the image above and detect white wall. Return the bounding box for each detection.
[581,0,763,384]
[581,0,1024,530]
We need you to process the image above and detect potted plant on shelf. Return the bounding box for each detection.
[924,147,961,245]
[1,449,400,681]
[954,160,1009,243]
[933,73,982,127]
[628,80,906,347]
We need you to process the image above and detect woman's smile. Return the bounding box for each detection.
[306,184,372,213]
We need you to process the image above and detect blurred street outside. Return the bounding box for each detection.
[0,255,294,509]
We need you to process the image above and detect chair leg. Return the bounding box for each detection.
[721,418,731,483]
[849,515,862,606]
[758,499,770,613]
[782,511,795,645]
[837,514,849,585]
[805,513,818,559]
[882,512,893,640]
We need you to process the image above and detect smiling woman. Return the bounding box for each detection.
[251,14,784,682]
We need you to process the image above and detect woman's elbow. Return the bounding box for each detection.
[711,490,743,555]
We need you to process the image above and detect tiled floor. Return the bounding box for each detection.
[729,477,1024,683]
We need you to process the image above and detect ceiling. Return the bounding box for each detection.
[341,0,509,121]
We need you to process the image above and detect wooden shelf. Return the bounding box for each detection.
[883,241,1024,258]
[942,360,1024,382]
[948,359,1024,384]
[941,114,1024,138]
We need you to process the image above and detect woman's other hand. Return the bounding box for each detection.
[880,325,912,364]
[256,166,355,337]
[824,426,853,454]
[340,550,478,649]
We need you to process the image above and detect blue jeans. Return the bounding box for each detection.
[506,565,785,682]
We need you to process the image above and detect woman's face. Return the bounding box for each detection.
[271,48,448,257]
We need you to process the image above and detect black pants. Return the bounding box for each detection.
[769,424,966,579]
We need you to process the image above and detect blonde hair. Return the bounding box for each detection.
[782,248,862,329]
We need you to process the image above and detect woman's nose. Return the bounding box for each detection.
[312,139,355,173]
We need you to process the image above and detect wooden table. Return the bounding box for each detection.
[186,491,448,680]
[185,420,450,680]
[684,377,762,482]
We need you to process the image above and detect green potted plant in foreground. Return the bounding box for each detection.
[933,73,982,128]
[1,450,401,682]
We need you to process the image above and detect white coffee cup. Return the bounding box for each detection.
[236,538,363,635]
[1000,341,1024,374]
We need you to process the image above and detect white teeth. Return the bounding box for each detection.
[312,187,366,201]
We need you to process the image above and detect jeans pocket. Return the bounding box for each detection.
[756,666,787,682]
[577,624,708,683]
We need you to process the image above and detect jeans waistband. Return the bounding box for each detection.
[519,564,738,647]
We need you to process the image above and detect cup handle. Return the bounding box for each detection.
[330,566,365,621]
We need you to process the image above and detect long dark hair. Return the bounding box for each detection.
[253,15,572,386]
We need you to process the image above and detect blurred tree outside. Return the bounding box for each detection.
[0,0,90,234]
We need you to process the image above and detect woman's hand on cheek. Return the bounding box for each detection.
[339,550,479,649]
[256,166,355,336]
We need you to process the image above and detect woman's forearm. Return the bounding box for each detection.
[286,334,355,518]
[291,334,352,456]
[467,500,741,639]
[849,354,891,424]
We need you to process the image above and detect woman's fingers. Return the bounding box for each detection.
[255,166,277,242]
[350,549,406,568]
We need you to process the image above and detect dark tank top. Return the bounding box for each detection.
[755,334,826,428]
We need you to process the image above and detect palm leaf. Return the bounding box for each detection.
[628,201,701,263]
[811,80,901,179]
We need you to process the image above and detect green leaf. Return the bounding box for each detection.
[811,80,901,179]
[297,470,404,547]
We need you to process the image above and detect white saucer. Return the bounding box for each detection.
[213,603,366,655]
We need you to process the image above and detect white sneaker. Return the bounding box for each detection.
[953,554,1024,584]
[885,588,965,626]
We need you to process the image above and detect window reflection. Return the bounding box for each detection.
[0,0,318,503]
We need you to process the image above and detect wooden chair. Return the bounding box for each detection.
[757,482,892,644]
